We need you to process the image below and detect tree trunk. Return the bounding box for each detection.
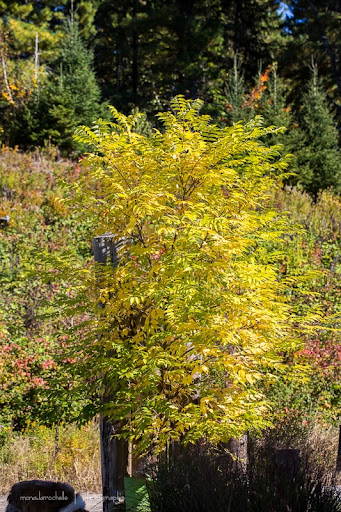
[93,234,130,511]
[100,417,128,512]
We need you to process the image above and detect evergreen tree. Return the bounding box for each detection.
[94,0,283,115]
[255,63,292,147]
[221,54,250,124]
[295,65,341,196]
[1,1,100,149]
[11,20,102,152]
[46,19,101,150]
[260,64,291,129]
[280,1,341,125]
[213,61,293,132]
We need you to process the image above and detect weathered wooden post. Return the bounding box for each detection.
[93,233,129,512]
[226,434,248,469]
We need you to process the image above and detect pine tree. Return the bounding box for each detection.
[46,19,101,151]
[295,64,341,197]
[11,20,102,152]
[254,63,292,147]
[93,0,284,115]
[280,1,341,126]
[261,64,291,130]
[219,54,250,125]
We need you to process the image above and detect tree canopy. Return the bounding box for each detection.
[46,97,307,452]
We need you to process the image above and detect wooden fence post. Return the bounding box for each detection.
[93,234,128,512]
[226,434,248,469]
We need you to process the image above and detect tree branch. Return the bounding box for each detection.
[1,53,13,104]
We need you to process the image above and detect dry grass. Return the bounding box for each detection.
[0,420,101,495]
[0,420,339,500]
[305,425,341,483]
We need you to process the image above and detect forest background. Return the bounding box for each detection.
[0,0,341,492]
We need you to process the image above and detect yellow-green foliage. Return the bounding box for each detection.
[60,97,306,453]
[0,421,101,494]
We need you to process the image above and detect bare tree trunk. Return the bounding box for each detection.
[1,53,13,104]
[34,32,39,82]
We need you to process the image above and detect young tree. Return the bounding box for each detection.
[259,64,291,134]
[58,97,303,454]
[295,65,341,196]
[46,20,102,151]
[250,63,293,153]
[213,54,251,125]
[11,20,102,152]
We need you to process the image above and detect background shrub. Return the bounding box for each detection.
[147,429,340,512]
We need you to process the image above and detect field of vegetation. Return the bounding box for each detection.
[0,421,101,494]
[0,133,340,502]
[1,1,341,510]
